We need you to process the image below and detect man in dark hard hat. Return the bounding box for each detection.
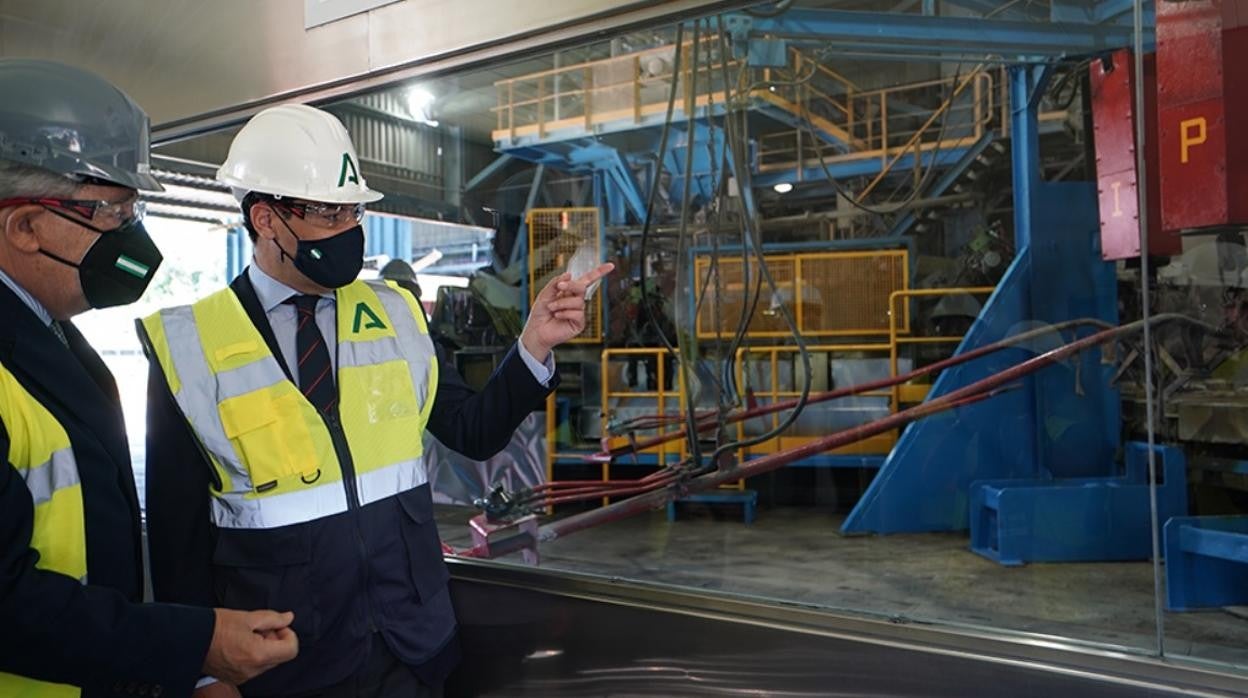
[0,59,298,697]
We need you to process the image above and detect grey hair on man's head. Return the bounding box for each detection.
[0,159,80,200]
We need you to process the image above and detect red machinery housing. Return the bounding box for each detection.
[1092,49,1174,259]
[1156,0,1248,234]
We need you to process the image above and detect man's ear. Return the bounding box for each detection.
[250,202,277,241]
[1,205,45,254]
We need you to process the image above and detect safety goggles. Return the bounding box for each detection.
[0,196,146,230]
[270,198,366,229]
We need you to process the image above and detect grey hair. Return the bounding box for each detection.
[0,160,80,199]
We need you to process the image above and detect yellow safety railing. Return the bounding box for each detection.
[733,344,898,459]
[888,287,996,407]
[545,288,994,491]
[694,249,910,339]
[527,207,603,343]
[598,348,686,503]
[493,40,1001,175]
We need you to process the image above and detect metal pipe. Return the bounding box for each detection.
[539,314,1206,546]
[593,316,1114,460]
[1133,0,1165,656]
[541,385,1010,544]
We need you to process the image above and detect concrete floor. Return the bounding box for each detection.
[436,504,1248,670]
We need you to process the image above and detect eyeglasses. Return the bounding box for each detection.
[270,199,366,229]
[0,196,146,230]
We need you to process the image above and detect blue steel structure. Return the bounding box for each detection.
[970,443,1187,565]
[363,214,414,263]
[1165,516,1248,611]
[842,65,1121,536]
[225,226,251,281]
[479,3,1187,563]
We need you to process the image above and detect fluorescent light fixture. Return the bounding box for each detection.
[404,86,439,127]
[773,182,794,194]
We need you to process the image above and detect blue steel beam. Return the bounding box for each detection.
[737,8,1144,58]
[464,153,512,192]
[752,146,969,188]
[602,150,648,223]
[511,164,545,293]
[1093,0,1145,24]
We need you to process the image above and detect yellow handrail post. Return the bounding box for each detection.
[847,85,856,148]
[880,89,889,169]
[537,75,546,139]
[508,81,516,141]
[973,72,983,140]
[633,55,642,124]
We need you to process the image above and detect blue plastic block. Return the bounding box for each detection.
[667,490,758,525]
[969,443,1187,566]
[1164,516,1248,611]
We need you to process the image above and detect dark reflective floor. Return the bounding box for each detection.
[445,570,1241,697]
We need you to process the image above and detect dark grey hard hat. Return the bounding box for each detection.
[0,59,162,191]
[380,258,418,282]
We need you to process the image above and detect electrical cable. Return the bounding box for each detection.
[637,23,685,360]
[698,14,814,470]
[675,19,706,470]
[593,316,1117,459]
[798,62,971,221]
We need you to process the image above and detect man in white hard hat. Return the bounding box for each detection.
[140,103,610,697]
[0,59,298,698]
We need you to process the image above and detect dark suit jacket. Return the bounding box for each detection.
[144,271,555,692]
[0,282,214,698]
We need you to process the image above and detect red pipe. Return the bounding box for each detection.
[532,315,1193,546]
[524,471,685,506]
[591,317,1113,461]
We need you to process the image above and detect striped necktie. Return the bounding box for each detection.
[285,295,337,415]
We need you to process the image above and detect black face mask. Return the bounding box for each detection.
[39,209,163,309]
[274,216,364,289]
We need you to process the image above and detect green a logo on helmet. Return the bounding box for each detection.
[338,152,360,187]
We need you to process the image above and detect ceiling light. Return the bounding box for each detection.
[404,86,439,127]
[773,182,794,194]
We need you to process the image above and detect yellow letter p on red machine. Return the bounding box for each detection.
[1157,0,1248,234]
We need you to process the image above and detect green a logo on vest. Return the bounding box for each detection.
[352,302,386,333]
[338,152,360,187]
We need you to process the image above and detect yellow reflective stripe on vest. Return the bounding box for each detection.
[383,280,431,335]
[142,280,435,528]
[142,305,237,496]
[0,363,87,696]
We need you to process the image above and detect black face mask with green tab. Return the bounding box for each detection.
[273,216,365,289]
[39,209,164,309]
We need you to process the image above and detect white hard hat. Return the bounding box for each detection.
[217,103,383,204]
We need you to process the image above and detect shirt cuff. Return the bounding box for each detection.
[195,676,219,689]
[516,341,556,386]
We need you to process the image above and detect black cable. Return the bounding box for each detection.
[718,24,761,407]
[676,19,705,470]
[874,63,965,212]
[638,23,685,360]
[701,14,813,470]
[798,62,968,220]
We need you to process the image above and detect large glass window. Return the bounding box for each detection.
[146,0,1248,678]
